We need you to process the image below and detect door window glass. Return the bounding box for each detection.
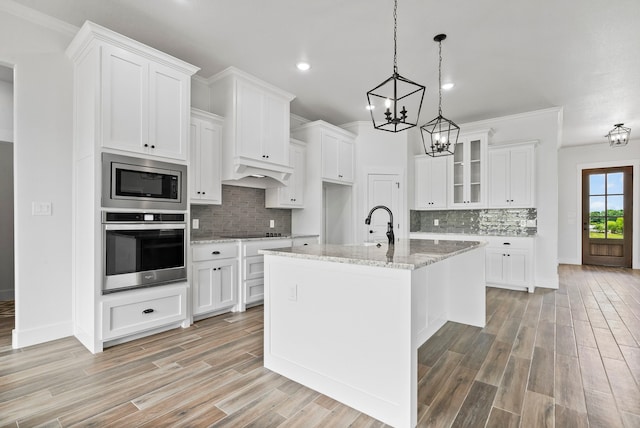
[589,172,624,239]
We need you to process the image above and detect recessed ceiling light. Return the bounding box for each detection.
[442,83,455,90]
[296,62,311,71]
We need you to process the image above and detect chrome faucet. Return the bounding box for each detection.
[364,205,395,245]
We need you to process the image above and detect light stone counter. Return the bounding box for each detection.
[260,238,485,270]
[191,234,318,245]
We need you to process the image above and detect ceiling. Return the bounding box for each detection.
[10,0,640,147]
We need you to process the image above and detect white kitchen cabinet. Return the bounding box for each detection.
[192,259,238,315]
[101,282,188,341]
[208,67,295,182]
[414,155,448,209]
[190,109,223,204]
[321,130,355,184]
[239,238,292,309]
[265,139,306,208]
[448,131,489,208]
[485,237,534,292]
[191,242,239,317]
[67,21,198,353]
[488,143,536,208]
[292,236,319,247]
[100,44,192,160]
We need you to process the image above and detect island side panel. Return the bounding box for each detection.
[447,246,486,327]
[263,255,416,428]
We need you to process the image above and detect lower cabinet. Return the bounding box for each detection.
[192,259,238,315]
[191,241,239,318]
[240,238,292,309]
[101,282,188,341]
[485,237,534,292]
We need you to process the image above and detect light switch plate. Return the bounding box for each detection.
[270,219,275,228]
[434,219,439,226]
[192,219,199,229]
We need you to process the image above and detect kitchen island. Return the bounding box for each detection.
[260,239,486,427]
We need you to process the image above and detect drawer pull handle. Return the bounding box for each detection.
[142,309,154,314]
[503,242,511,246]
[212,251,221,255]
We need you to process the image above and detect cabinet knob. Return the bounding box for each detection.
[144,143,149,148]
[369,230,374,234]
[142,308,154,314]
[202,192,205,195]
[151,145,155,149]
[197,191,201,194]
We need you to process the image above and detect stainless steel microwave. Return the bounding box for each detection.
[102,153,187,210]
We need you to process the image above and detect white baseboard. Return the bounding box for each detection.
[12,320,73,349]
[558,258,580,265]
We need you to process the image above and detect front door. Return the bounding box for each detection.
[582,166,633,267]
[366,174,401,243]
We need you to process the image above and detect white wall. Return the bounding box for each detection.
[558,141,639,268]
[343,122,409,243]
[191,76,210,112]
[0,78,12,141]
[0,9,75,346]
[409,108,562,289]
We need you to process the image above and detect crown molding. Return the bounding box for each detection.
[0,0,78,36]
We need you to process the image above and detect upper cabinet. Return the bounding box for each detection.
[292,121,355,185]
[67,22,198,161]
[190,108,223,205]
[208,67,295,183]
[488,142,536,208]
[265,139,307,208]
[448,131,489,209]
[414,155,448,210]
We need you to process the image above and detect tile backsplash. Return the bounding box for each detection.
[410,208,537,236]
[191,185,291,240]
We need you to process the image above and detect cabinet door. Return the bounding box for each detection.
[338,139,354,182]
[289,144,305,206]
[414,156,431,209]
[488,149,510,207]
[485,249,506,284]
[263,95,289,166]
[192,259,237,315]
[189,120,201,200]
[449,134,487,208]
[508,147,533,207]
[505,249,530,287]
[236,81,264,160]
[451,141,466,206]
[321,132,339,180]
[430,156,448,208]
[197,120,222,204]
[101,45,149,153]
[148,63,189,160]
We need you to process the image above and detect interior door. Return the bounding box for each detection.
[582,167,633,267]
[366,174,401,243]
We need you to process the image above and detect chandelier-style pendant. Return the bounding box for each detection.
[421,34,459,157]
[606,123,631,147]
[366,0,425,133]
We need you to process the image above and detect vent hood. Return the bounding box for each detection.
[222,156,293,188]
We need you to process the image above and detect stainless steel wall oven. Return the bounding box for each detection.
[102,212,186,293]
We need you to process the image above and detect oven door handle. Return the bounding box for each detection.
[104,223,186,231]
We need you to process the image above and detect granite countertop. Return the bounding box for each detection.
[410,231,536,238]
[259,238,486,270]
[191,234,319,245]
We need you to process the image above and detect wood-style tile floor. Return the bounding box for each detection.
[0,264,638,427]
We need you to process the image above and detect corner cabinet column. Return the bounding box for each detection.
[66,21,199,353]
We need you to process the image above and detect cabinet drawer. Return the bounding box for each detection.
[485,237,534,251]
[244,278,264,304]
[243,239,291,257]
[244,255,265,280]
[192,242,238,262]
[101,284,187,340]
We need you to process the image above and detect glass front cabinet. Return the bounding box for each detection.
[448,131,489,208]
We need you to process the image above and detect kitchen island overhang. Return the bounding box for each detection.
[260,239,486,428]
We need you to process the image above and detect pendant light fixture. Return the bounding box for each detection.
[421,34,459,157]
[366,0,425,133]
[606,123,631,147]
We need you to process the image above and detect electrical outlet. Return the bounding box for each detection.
[32,202,52,216]
[527,219,537,227]
[192,219,199,229]
[270,219,275,228]
[434,219,439,226]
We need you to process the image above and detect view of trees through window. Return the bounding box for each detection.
[589,172,624,239]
